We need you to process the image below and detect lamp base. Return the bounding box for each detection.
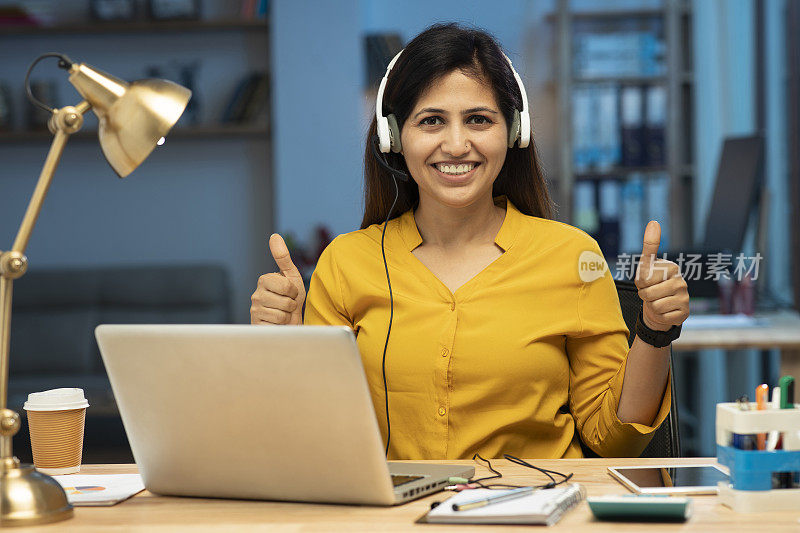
[0,460,73,526]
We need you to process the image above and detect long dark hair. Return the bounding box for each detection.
[361,22,555,229]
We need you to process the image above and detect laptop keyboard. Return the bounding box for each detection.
[391,474,424,487]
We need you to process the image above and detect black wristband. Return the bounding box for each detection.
[635,309,681,348]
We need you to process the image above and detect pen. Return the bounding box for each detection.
[767,387,780,451]
[778,376,796,487]
[780,376,795,409]
[452,486,534,511]
[756,384,769,450]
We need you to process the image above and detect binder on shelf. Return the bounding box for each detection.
[597,83,620,171]
[598,179,621,258]
[620,176,645,254]
[573,180,599,235]
[572,86,592,172]
[645,174,670,251]
[644,85,667,166]
[620,86,644,167]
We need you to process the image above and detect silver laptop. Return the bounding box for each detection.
[95,324,473,505]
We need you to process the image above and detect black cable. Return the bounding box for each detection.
[24,53,74,113]
[503,454,574,488]
[380,169,400,457]
[468,453,574,490]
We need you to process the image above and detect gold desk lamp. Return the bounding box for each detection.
[0,53,190,526]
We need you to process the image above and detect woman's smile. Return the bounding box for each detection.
[430,161,481,184]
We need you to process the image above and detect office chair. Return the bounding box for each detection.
[578,279,682,458]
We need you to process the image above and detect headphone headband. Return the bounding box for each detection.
[375,47,531,153]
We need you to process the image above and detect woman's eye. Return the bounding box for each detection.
[419,116,443,126]
[468,115,492,125]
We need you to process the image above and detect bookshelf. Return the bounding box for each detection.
[552,0,694,256]
[0,124,269,143]
[0,19,268,36]
[0,17,269,143]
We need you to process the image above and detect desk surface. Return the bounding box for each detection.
[19,458,800,532]
[673,309,800,351]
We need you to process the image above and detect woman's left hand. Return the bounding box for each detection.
[634,221,690,331]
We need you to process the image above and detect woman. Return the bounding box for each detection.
[250,23,689,460]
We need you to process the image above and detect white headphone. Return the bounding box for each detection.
[375,48,531,154]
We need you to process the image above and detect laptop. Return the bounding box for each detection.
[95,324,474,505]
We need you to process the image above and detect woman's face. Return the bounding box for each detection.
[400,70,508,209]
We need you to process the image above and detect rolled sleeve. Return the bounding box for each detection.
[566,241,671,457]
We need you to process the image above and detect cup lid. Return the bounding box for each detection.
[23,388,90,411]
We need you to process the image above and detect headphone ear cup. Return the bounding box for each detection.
[507,109,521,148]
[387,114,402,153]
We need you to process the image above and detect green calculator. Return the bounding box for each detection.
[587,495,692,522]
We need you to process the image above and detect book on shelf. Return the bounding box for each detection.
[240,0,269,19]
[222,72,269,124]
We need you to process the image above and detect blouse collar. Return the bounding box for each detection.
[397,195,521,252]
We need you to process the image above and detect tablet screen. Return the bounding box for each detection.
[613,466,729,488]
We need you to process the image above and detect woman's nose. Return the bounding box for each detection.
[441,125,470,156]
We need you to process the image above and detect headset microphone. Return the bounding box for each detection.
[370,134,408,181]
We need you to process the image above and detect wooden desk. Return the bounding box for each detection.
[17,458,800,532]
[673,309,800,377]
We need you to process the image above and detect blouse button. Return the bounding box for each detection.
[449,302,455,311]
[438,407,446,416]
[441,348,449,357]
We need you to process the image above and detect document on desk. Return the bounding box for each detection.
[52,474,145,506]
[682,313,765,330]
[425,483,585,525]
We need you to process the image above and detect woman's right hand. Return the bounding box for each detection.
[250,233,306,325]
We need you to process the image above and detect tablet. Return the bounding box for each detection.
[608,465,730,495]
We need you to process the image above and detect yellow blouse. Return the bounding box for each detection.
[304,196,671,459]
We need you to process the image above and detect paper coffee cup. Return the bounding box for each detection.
[24,388,89,475]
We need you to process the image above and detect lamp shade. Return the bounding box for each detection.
[68,63,192,177]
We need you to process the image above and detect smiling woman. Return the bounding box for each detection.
[253,22,688,461]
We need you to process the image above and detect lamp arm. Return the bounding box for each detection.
[11,101,89,255]
[0,101,88,446]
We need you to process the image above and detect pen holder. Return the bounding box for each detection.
[715,402,800,512]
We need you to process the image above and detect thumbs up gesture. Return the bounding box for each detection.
[634,221,690,331]
[250,233,306,325]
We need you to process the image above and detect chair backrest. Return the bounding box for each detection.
[578,279,681,458]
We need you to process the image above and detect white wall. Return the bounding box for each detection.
[271,0,363,241]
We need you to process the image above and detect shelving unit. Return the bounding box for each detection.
[0,124,268,143]
[552,0,694,252]
[0,19,267,35]
[0,17,269,143]
[0,7,272,328]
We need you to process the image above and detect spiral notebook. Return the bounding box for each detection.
[423,483,585,525]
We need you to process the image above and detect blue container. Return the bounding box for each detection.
[718,444,800,491]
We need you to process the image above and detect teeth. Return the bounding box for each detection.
[436,163,475,175]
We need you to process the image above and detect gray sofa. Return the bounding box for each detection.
[7,264,231,462]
